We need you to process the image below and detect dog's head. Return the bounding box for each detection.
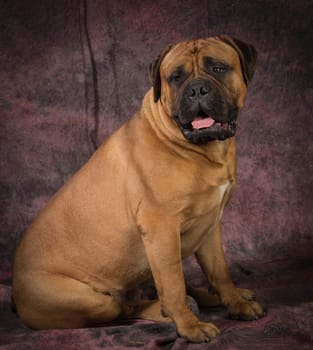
[149,35,257,144]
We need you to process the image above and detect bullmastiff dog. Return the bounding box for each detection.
[12,35,265,343]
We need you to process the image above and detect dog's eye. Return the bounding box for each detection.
[168,66,189,86]
[170,74,182,82]
[212,66,227,73]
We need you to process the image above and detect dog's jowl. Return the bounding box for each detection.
[12,35,264,343]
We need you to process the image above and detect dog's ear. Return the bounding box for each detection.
[218,35,257,85]
[149,44,173,102]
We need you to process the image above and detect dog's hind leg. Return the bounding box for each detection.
[186,284,222,307]
[131,299,171,323]
[13,272,123,329]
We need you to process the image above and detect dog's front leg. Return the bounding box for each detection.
[195,223,265,320]
[139,217,219,343]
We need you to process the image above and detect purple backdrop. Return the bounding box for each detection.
[0,1,312,349]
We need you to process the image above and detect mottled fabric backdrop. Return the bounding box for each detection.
[0,0,312,349]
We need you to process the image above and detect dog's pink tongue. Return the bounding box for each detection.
[191,117,215,129]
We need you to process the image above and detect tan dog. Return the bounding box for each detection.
[12,35,264,343]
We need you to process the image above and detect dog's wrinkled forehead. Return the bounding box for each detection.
[160,38,240,76]
[149,36,257,103]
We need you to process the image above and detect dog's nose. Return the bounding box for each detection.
[187,82,209,100]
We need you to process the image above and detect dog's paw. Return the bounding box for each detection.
[237,288,255,301]
[228,299,265,321]
[177,321,220,343]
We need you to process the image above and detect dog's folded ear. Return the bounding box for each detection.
[149,44,173,102]
[217,35,257,85]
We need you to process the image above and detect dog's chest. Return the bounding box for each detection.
[217,181,232,217]
[181,180,233,255]
[187,180,232,218]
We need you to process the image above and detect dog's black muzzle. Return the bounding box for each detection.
[174,79,238,144]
